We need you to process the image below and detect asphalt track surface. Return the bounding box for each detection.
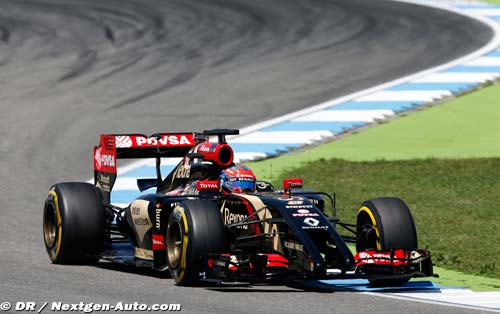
[0,0,494,313]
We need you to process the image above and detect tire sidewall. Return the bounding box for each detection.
[356,197,418,286]
[167,203,193,283]
[357,197,417,251]
[166,200,227,286]
[43,182,105,264]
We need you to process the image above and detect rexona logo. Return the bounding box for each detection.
[135,135,192,147]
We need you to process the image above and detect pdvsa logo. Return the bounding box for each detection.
[115,136,133,148]
[136,135,193,147]
[94,148,115,169]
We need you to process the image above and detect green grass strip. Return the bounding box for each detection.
[419,267,500,292]
[249,83,500,182]
[271,158,500,280]
[247,84,500,289]
[249,83,500,181]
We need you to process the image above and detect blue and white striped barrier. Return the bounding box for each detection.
[110,0,500,205]
[227,1,500,157]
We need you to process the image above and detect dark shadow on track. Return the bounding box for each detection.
[96,261,172,279]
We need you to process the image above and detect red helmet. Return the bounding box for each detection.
[220,165,256,193]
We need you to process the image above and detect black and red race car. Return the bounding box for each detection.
[43,129,433,286]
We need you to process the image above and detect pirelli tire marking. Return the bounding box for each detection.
[46,189,63,261]
[172,205,189,282]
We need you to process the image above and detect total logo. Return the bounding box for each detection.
[197,145,215,153]
[196,181,220,191]
[152,234,165,250]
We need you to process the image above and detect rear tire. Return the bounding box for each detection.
[166,199,227,286]
[356,197,418,285]
[43,182,105,264]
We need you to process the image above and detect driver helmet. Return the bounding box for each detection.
[220,164,256,193]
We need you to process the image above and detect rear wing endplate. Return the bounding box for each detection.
[93,133,195,203]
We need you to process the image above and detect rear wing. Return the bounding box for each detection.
[93,129,239,203]
[94,133,195,203]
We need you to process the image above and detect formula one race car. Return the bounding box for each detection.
[43,129,433,286]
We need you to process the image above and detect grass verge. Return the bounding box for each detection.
[272,158,500,279]
[419,267,500,292]
[247,83,500,288]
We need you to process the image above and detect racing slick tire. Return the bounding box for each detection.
[43,182,105,264]
[356,197,418,286]
[166,199,227,286]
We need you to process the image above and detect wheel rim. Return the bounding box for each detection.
[44,204,58,249]
[167,221,182,268]
[357,211,380,251]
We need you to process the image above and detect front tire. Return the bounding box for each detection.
[356,197,418,285]
[43,182,105,264]
[166,200,227,286]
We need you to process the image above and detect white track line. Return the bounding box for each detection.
[230,131,333,144]
[363,291,500,313]
[356,90,452,102]
[465,56,500,66]
[291,110,394,122]
[234,0,500,137]
[412,72,500,83]
[467,9,500,16]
